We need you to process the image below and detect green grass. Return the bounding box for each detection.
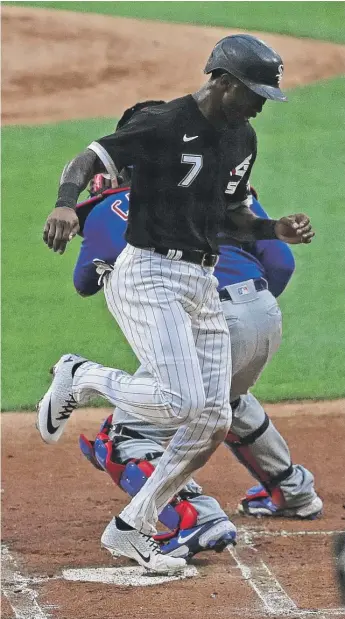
[250,76,345,401]
[5,1,345,43]
[1,117,137,410]
[2,76,345,409]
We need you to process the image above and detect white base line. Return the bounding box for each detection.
[238,528,345,540]
[1,545,52,619]
[228,529,345,618]
[228,530,298,616]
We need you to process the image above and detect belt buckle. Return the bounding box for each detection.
[201,254,208,267]
[201,253,218,268]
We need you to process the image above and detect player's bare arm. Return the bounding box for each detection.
[43,149,108,254]
[226,204,315,245]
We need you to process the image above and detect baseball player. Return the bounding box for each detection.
[40,153,321,561]
[40,35,315,574]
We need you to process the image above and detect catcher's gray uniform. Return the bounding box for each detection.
[103,285,317,519]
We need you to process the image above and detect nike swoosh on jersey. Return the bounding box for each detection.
[128,540,151,563]
[183,135,198,142]
[177,530,198,544]
[46,397,60,434]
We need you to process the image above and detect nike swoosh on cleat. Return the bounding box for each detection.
[177,530,198,544]
[128,541,151,563]
[46,397,60,434]
[183,134,198,142]
[177,519,229,544]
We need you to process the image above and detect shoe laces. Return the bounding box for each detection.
[56,394,77,421]
[142,533,161,555]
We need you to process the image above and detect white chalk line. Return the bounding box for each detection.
[1,545,55,619]
[229,528,345,618]
[238,527,345,540]
[228,530,298,616]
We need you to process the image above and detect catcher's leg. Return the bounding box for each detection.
[227,394,322,518]
[222,289,322,519]
[80,423,235,559]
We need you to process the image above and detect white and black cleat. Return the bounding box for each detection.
[101,517,187,575]
[36,353,87,444]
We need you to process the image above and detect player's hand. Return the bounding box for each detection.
[43,207,80,254]
[275,214,315,244]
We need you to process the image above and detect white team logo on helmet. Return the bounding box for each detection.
[276,64,284,85]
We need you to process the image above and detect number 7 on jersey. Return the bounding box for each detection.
[178,154,203,187]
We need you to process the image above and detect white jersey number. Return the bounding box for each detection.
[225,154,253,195]
[178,154,203,187]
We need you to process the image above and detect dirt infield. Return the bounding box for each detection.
[2,6,345,126]
[2,402,345,618]
[2,5,345,618]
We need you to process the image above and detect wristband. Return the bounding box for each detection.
[252,218,278,240]
[55,182,80,210]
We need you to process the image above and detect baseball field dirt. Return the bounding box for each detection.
[2,5,345,619]
[2,6,345,126]
[2,402,345,618]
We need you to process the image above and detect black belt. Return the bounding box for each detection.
[153,246,219,268]
[113,424,148,441]
[219,278,268,302]
[113,424,163,462]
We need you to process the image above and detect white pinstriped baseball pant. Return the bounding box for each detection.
[73,244,232,534]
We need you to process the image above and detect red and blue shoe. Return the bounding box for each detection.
[156,517,236,560]
[238,485,323,519]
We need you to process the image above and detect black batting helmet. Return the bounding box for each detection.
[204,34,287,102]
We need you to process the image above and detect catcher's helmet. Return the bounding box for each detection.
[204,34,287,102]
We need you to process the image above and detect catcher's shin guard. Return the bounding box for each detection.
[79,419,198,532]
[79,414,114,472]
[119,460,197,531]
[226,404,292,508]
[79,434,104,471]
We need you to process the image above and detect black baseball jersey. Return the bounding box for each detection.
[88,95,256,253]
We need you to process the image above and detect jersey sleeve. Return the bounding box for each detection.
[73,208,121,296]
[88,110,158,177]
[250,198,296,297]
[226,129,257,211]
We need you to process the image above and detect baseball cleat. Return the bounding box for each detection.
[238,485,323,519]
[157,517,237,560]
[101,517,187,574]
[36,353,87,444]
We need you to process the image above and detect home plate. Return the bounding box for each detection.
[62,565,198,587]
